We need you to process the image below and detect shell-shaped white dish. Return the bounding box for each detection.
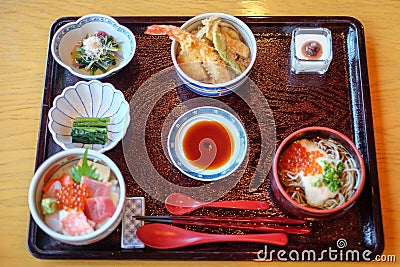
[48,80,130,153]
[51,14,136,80]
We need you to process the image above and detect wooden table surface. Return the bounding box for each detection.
[1,0,399,266]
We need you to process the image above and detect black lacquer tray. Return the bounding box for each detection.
[27,16,383,261]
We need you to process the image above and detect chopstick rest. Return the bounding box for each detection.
[121,197,145,249]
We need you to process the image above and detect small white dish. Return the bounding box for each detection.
[48,80,130,153]
[290,27,333,74]
[51,14,136,79]
[168,106,247,181]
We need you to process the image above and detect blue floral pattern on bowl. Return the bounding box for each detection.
[167,106,247,181]
[51,14,136,80]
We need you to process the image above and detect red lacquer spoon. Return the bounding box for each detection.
[165,193,269,215]
[136,223,288,249]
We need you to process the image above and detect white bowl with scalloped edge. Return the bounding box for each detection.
[51,14,135,79]
[48,80,130,153]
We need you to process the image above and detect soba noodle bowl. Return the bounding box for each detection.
[278,138,359,210]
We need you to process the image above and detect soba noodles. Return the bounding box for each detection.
[278,138,359,210]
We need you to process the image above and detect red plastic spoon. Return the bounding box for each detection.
[165,193,270,215]
[136,223,288,249]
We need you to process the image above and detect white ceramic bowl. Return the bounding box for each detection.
[28,148,126,245]
[51,14,136,79]
[48,80,130,153]
[168,106,247,181]
[171,13,257,97]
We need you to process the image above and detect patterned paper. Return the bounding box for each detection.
[121,197,145,249]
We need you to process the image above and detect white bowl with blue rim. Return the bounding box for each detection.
[48,80,130,153]
[51,14,136,80]
[167,106,247,181]
[171,13,257,97]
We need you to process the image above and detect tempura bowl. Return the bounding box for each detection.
[171,13,257,97]
[28,148,126,245]
[270,127,366,220]
[51,14,136,80]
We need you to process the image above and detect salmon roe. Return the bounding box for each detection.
[279,141,324,176]
[55,183,89,211]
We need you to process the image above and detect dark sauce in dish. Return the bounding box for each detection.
[301,40,323,59]
[182,120,232,170]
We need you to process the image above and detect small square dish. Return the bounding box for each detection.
[290,27,333,74]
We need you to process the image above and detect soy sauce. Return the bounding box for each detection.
[182,120,232,170]
[301,40,323,59]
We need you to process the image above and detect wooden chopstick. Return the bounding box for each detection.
[133,215,307,225]
[133,216,311,235]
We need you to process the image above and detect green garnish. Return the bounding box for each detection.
[71,117,109,145]
[311,177,322,187]
[70,148,99,183]
[322,160,343,192]
[41,198,57,215]
[73,32,122,75]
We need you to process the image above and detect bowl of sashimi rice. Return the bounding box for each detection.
[28,148,125,245]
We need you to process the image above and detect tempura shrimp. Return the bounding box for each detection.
[145,25,233,83]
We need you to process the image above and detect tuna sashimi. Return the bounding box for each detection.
[84,196,116,223]
[61,210,95,236]
[81,176,111,197]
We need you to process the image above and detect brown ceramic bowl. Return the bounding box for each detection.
[270,127,366,220]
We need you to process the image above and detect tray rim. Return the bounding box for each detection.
[28,15,384,261]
